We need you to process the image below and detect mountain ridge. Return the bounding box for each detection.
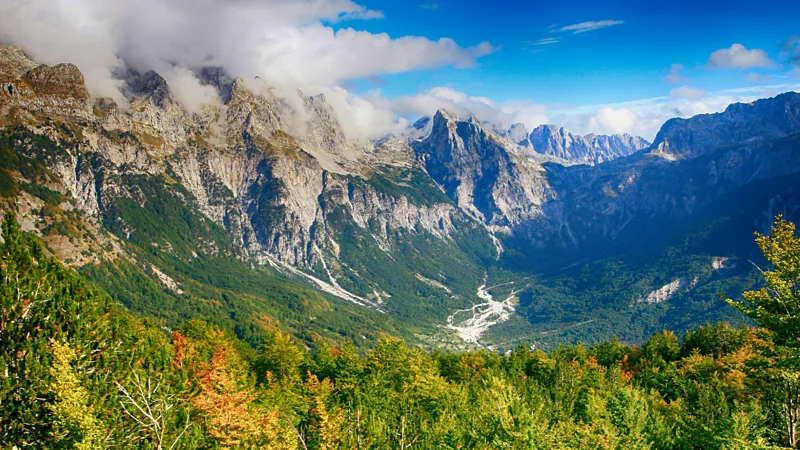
[2,44,799,350]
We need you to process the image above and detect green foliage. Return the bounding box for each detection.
[1,213,799,449]
[48,341,107,450]
[346,165,452,207]
[729,216,800,348]
[0,211,112,446]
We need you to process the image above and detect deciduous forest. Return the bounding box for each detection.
[2,212,799,449]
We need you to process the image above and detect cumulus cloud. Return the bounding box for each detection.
[586,107,636,134]
[0,0,494,139]
[663,64,685,84]
[395,87,550,131]
[669,85,706,100]
[161,67,221,114]
[554,20,625,34]
[554,84,800,139]
[707,44,773,69]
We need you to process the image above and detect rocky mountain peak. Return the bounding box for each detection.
[306,92,327,105]
[413,116,431,130]
[24,63,89,100]
[0,45,39,81]
[507,123,531,147]
[529,124,648,165]
[196,66,235,103]
[122,70,174,109]
[434,108,459,123]
[651,91,800,159]
[415,108,553,229]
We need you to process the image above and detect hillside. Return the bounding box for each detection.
[2,211,799,448]
[2,45,800,350]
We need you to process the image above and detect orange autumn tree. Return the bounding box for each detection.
[184,329,297,449]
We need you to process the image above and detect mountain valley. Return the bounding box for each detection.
[2,44,798,351]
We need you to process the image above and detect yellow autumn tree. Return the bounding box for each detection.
[49,341,107,450]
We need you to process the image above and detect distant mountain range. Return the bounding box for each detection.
[2,43,799,349]
[413,114,651,166]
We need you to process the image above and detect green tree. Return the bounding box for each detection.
[728,216,800,347]
[728,216,800,447]
[0,211,111,447]
[49,341,107,449]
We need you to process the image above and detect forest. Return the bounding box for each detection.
[1,210,799,449]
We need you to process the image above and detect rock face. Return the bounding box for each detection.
[638,276,699,304]
[586,133,650,159]
[4,43,800,346]
[0,45,477,308]
[507,123,531,148]
[650,92,800,159]
[538,94,800,252]
[412,109,553,232]
[529,124,649,165]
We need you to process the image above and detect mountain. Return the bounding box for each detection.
[507,122,531,148]
[412,109,553,232]
[2,44,800,350]
[650,92,800,159]
[585,133,650,159]
[528,124,650,165]
[0,45,496,349]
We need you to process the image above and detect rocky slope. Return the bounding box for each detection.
[412,109,554,235]
[650,92,800,159]
[535,92,800,254]
[0,45,495,344]
[4,43,800,349]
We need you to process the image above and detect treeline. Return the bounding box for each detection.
[1,211,799,449]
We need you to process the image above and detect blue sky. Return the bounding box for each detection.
[340,0,800,105]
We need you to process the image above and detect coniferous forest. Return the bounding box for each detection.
[2,210,799,449]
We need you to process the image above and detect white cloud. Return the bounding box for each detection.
[586,107,636,134]
[161,67,221,114]
[744,73,774,83]
[524,38,561,47]
[663,64,685,84]
[395,87,549,132]
[554,20,624,34]
[707,44,773,69]
[555,84,800,139]
[669,85,706,100]
[397,84,800,141]
[0,0,494,139]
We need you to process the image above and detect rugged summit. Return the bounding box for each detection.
[507,122,531,148]
[413,109,552,231]
[651,92,800,159]
[0,46,493,339]
[529,124,649,165]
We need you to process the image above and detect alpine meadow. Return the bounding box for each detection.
[2,0,800,448]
